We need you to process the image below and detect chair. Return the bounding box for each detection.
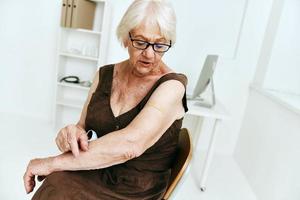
[163,128,193,200]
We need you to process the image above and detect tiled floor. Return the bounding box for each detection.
[0,113,257,200]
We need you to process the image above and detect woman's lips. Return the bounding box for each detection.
[139,60,152,67]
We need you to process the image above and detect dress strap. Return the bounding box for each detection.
[95,64,114,96]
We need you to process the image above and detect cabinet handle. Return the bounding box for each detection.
[73,5,77,8]
[68,4,71,7]
[63,3,66,6]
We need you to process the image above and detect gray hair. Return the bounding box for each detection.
[116,0,177,46]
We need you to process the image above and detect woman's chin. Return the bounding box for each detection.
[134,65,153,75]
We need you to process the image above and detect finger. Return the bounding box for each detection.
[24,170,35,194]
[61,129,72,152]
[64,140,71,152]
[56,129,68,152]
[59,136,70,152]
[67,132,79,157]
[29,178,36,194]
[56,135,67,152]
[79,133,89,151]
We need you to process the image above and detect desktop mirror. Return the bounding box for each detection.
[189,55,219,108]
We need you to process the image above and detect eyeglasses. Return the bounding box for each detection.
[129,32,172,53]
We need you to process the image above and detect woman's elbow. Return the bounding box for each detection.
[122,143,144,161]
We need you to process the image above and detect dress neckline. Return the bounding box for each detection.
[108,64,177,119]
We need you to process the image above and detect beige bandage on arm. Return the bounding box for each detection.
[146,102,165,113]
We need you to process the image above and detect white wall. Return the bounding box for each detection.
[264,0,300,95]
[234,0,300,199]
[234,89,300,200]
[0,0,61,120]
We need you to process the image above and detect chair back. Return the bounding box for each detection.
[163,128,193,200]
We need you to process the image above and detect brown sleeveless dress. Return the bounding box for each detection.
[32,64,188,200]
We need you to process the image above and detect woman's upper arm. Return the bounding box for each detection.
[77,70,100,128]
[124,79,186,155]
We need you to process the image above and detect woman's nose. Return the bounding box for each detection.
[141,45,155,58]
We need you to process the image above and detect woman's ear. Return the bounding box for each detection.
[123,38,129,48]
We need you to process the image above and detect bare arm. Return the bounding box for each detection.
[51,80,185,171]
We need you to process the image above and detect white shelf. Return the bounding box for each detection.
[90,0,106,2]
[62,27,102,35]
[72,28,101,35]
[59,52,98,61]
[57,82,90,91]
[56,98,85,109]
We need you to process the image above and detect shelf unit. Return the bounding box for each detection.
[53,0,111,128]
[59,51,99,61]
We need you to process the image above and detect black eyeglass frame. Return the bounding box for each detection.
[129,32,172,53]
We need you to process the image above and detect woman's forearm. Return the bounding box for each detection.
[51,150,123,172]
[51,129,142,172]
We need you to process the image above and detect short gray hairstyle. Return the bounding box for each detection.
[116,0,177,46]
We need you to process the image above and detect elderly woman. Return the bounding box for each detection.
[24,0,188,199]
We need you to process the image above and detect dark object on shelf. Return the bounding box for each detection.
[60,75,80,83]
[61,0,96,30]
[60,75,92,87]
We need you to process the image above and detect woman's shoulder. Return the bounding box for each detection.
[161,64,187,84]
[159,71,188,88]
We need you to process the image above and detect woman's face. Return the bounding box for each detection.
[125,21,169,76]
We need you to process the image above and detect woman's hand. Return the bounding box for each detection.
[23,157,54,194]
[55,124,89,157]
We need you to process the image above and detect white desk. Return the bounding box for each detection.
[186,100,230,191]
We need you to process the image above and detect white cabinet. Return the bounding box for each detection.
[54,0,110,128]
